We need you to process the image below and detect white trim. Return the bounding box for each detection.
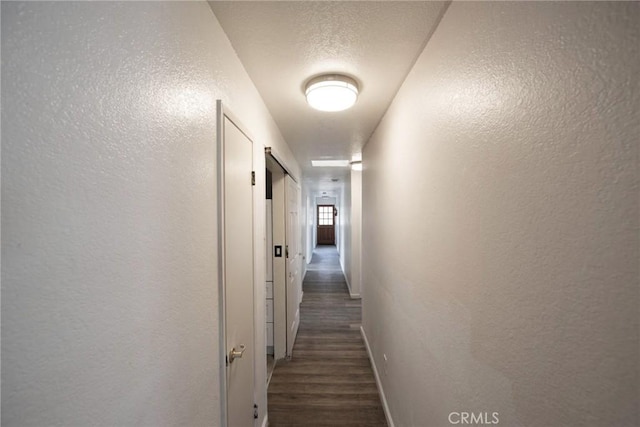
[215,100,228,427]
[261,415,268,427]
[217,100,258,427]
[360,326,395,427]
[341,265,361,299]
[265,147,298,183]
[343,267,349,289]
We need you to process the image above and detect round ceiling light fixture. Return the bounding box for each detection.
[305,74,359,112]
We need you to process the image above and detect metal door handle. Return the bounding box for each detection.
[229,345,246,363]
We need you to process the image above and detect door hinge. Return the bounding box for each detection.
[253,404,258,419]
[285,245,289,258]
[251,171,256,186]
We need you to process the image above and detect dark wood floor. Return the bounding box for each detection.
[268,246,387,427]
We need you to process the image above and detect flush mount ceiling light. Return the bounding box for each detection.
[305,74,359,112]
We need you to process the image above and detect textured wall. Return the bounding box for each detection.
[1,2,297,425]
[362,2,639,426]
[350,170,362,298]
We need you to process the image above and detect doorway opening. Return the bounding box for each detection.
[265,168,275,383]
[265,155,286,379]
[265,149,302,377]
[317,204,336,245]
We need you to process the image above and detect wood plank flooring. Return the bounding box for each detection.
[268,246,387,427]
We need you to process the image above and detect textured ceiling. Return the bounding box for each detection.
[210,1,448,189]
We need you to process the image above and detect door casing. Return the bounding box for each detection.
[267,157,287,361]
[216,101,256,427]
[317,204,335,245]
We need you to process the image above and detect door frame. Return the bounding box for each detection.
[266,155,287,361]
[316,204,336,245]
[265,149,301,360]
[216,101,256,427]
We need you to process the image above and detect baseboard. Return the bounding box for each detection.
[360,326,395,427]
[343,273,361,299]
[260,415,268,427]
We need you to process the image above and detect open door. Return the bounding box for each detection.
[217,102,255,427]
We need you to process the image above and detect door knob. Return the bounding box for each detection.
[229,345,246,363]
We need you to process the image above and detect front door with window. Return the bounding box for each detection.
[317,205,335,245]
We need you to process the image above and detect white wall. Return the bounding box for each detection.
[312,198,317,252]
[362,2,639,426]
[1,2,299,426]
[349,170,362,298]
[299,188,306,279]
[305,194,313,266]
[338,181,352,291]
[299,185,313,276]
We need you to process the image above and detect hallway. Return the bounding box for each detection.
[3,2,638,426]
[268,246,386,426]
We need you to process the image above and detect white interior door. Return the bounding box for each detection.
[285,175,301,356]
[221,114,254,427]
